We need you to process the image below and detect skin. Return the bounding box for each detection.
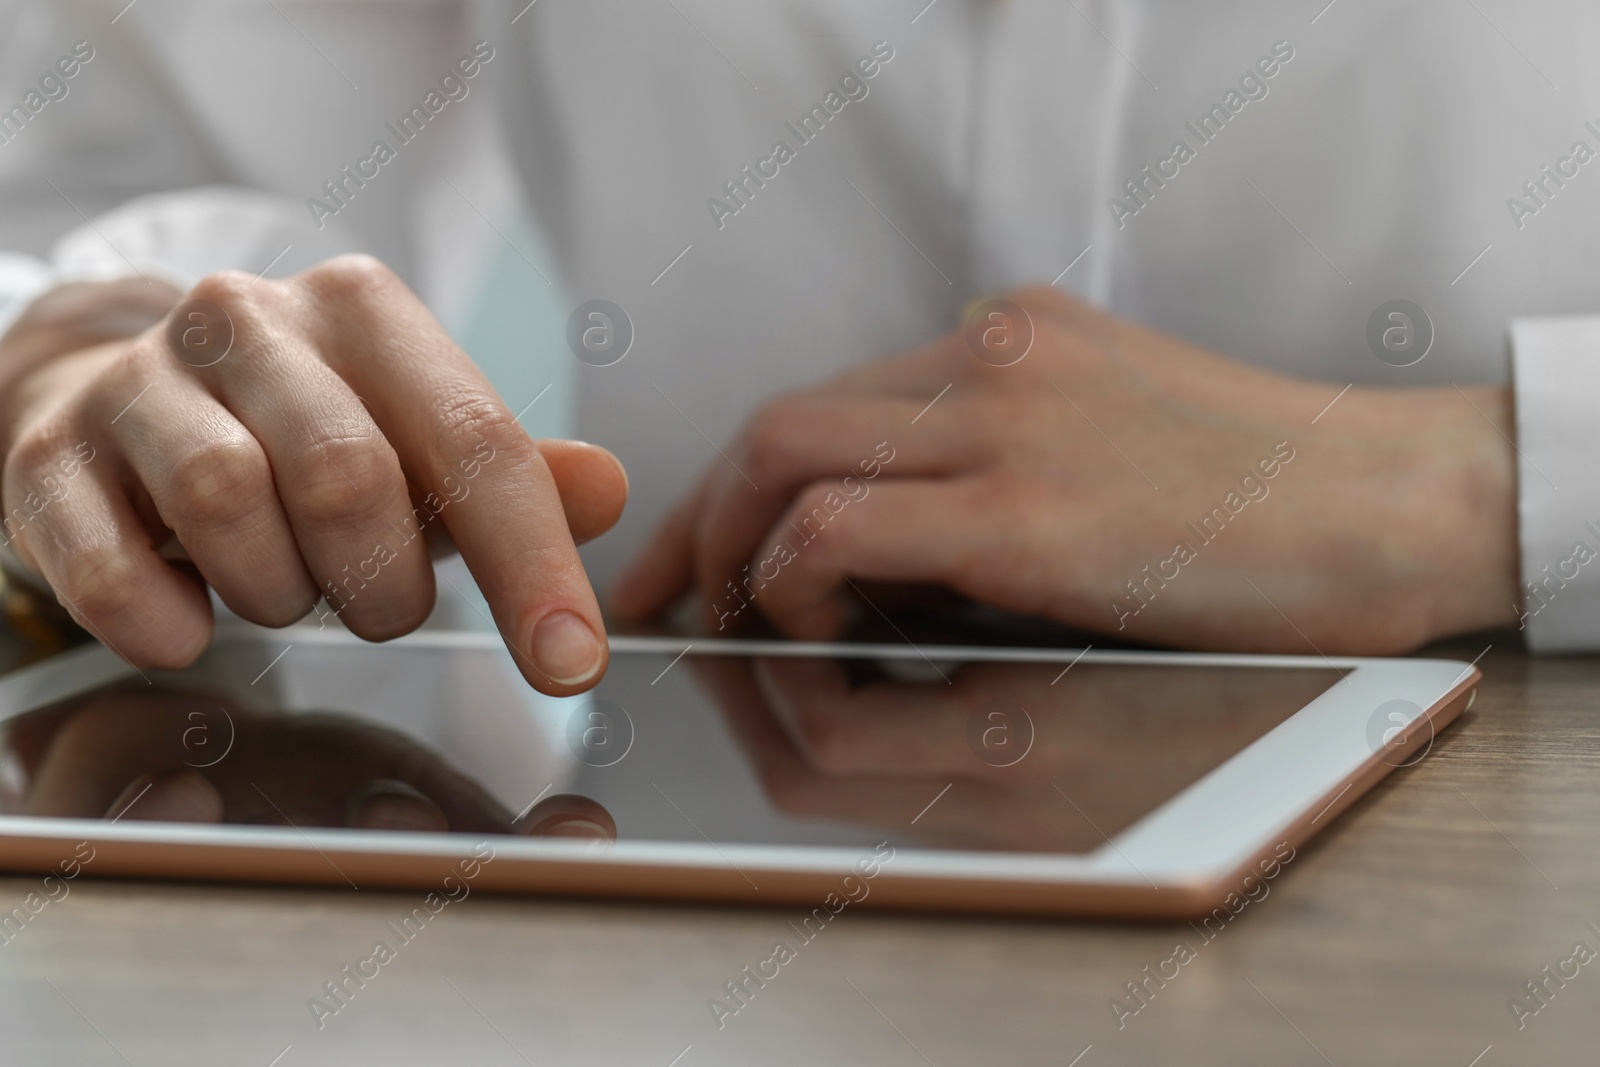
[0,260,628,693]
[613,286,1520,654]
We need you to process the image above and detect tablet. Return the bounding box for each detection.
[0,623,1477,919]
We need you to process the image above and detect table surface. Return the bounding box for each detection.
[2,630,1597,1067]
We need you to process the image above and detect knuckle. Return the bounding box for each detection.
[52,544,147,623]
[4,425,89,519]
[175,274,258,367]
[303,254,397,299]
[430,390,533,470]
[290,437,402,527]
[785,484,852,553]
[741,397,811,476]
[163,439,272,532]
[186,270,260,316]
[6,422,71,483]
[114,339,170,382]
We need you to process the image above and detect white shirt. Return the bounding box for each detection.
[2,0,1598,649]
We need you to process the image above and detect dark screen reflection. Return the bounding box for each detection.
[0,686,613,840]
[688,656,1343,852]
[0,652,1343,856]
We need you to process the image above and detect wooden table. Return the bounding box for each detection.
[2,632,1596,1066]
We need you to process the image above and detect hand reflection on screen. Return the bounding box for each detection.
[1,687,613,840]
[694,656,1333,852]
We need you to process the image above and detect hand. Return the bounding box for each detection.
[693,654,1336,850]
[0,259,627,692]
[612,287,1516,654]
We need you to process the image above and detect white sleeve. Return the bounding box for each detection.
[48,183,360,290]
[0,253,54,341]
[0,186,365,341]
[0,2,359,339]
[1509,316,1600,652]
[0,0,218,330]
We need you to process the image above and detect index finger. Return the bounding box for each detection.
[302,257,609,695]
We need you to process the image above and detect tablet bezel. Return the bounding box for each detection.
[0,624,1479,918]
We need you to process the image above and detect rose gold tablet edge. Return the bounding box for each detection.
[0,669,1480,921]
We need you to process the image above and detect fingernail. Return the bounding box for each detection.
[531,610,605,686]
[542,817,612,840]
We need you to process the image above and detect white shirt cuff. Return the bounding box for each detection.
[0,254,56,343]
[1510,316,1600,652]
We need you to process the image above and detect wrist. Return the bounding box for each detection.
[0,278,180,454]
[1317,383,1518,649]
[1411,384,1521,640]
[0,277,180,392]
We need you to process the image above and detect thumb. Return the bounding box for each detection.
[534,440,628,545]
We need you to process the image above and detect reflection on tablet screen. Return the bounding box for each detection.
[0,642,1344,856]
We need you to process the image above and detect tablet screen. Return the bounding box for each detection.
[0,639,1344,855]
